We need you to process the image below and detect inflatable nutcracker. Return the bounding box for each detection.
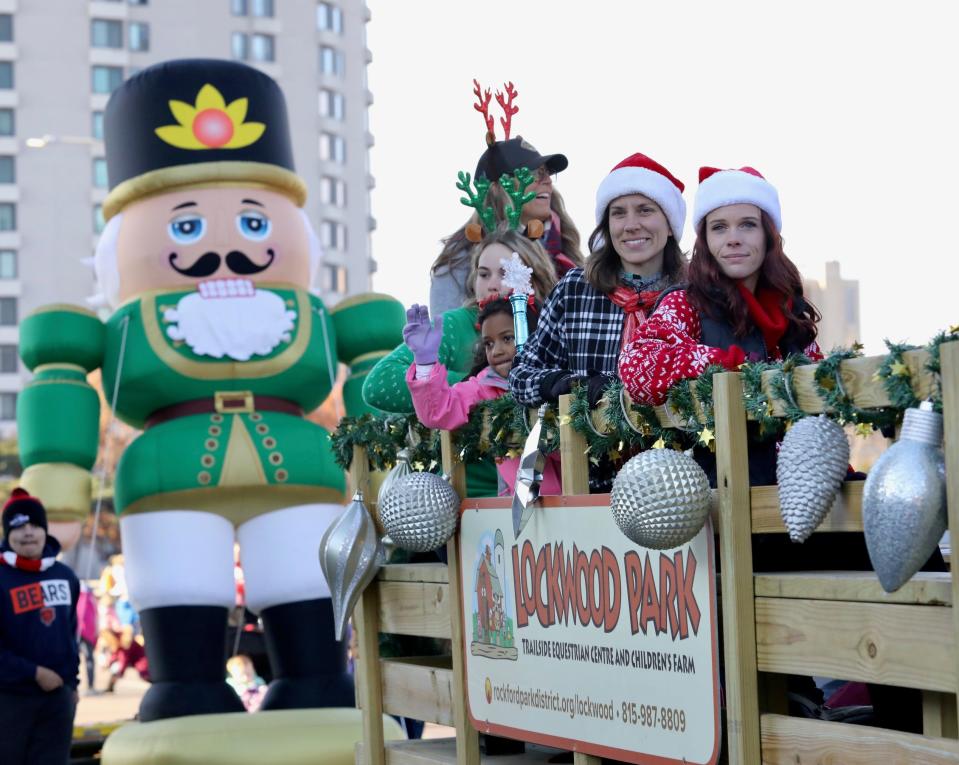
[16,59,402,721]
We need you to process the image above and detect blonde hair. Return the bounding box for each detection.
[485,183,584,267]
[465,226,558,307]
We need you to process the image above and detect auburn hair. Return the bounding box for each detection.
[687,210,820,344]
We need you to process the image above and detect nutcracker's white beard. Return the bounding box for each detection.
[163,279,297,361]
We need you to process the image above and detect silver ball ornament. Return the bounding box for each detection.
[776,414,850,542]
[610,449,711,549]
[379,471,460,552]
[863,403,947,593]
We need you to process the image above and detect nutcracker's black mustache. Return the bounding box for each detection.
[168,249,275,277]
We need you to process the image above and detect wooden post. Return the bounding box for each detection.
[353,583,385,765]
[441,430,480,765]
[559,394,590,495]
[713,372,762,763]
[350,443,371,499]
[346,444,386,765]
[941,342,959,735]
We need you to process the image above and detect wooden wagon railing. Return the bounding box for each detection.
[348,343,959,765]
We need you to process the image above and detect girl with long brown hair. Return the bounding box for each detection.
[620,166,820,411]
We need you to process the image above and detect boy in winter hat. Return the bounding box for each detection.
[0,488,80,765]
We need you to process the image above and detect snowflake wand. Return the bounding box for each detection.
[501,252,534,354]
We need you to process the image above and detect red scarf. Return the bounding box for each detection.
[608,287,661,353]
[737,283,790,357]
[0,549,56,571]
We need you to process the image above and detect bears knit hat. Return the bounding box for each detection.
[693,166,782,233]
[2,488,48,538]
[594,152,686,238]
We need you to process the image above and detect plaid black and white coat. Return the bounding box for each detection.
[509,268,669,405]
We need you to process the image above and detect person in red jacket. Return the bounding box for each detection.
[0,489,80,765]
[620,165,821,406]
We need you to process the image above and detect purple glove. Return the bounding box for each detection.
[403,304,444,365]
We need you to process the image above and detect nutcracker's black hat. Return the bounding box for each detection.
[102,58,305,220]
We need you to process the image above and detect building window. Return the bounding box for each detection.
[0,109,12,136]
[0,297,16,326]
[317,3,343,34]
[252,0,274,17]
[93,158,109,188]
[0,392,15,420]
[0,203,14,231]
[319,89,345,121]
[320,220,347,251]
[319,133,346,164]
[320,176,346,207]
[129,22,150,51]
[231,0,248,15]
[0,14,12,42]
[0,345,16,374]
[91,19,123,48]
[92,111,104,140]
[321,264,347,294]
[92,66,124,94]
[0,157,13,184]
[319,46,344,77]
[251,34,274,62]
[93,205,105,234]
[129,0,149,5]
[232,32,248,61]
[0,62,13,90]
[0,250,15,279]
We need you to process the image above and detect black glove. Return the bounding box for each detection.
[540,371,576,402]
[585,373,616,407]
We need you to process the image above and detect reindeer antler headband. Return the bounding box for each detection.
[459,80,542,243]
[473,79,518,146]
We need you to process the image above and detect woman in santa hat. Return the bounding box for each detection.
[510,152,687,409]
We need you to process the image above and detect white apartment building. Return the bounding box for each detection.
[0,0,375,426]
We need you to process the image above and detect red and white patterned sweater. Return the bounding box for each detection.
[619,289,821,405]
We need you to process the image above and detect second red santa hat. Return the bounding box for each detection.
[692,166,782,233]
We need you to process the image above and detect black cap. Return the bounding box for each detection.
[103,58,305,219]
[475,136,568,182]
[2,489,47,539]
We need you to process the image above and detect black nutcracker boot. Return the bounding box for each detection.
[138,606,245,721]
[259,597,355,710]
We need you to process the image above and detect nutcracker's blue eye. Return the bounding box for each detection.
[168,215,206,244]
[237,211,271,241]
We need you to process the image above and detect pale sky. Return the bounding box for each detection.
[367,1,957,355]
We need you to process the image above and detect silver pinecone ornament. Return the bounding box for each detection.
[863,402,947,593]
[776,414,850,542]
[610,449,711,549]
[378,471,460,552]
[319,491,384,640]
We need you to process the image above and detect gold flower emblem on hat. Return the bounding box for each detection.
[155,83,265,150]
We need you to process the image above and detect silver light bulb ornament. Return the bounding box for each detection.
[776,414,850,542]
[863,401,947,593]
[378,471,461,552]
[318,490,384,640]
[610,449,711,549]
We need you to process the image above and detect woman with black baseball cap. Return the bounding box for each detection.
[428,82,583,316]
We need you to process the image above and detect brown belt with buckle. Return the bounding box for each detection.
[144,391,303,430]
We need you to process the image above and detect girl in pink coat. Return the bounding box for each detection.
[405,295,562,496]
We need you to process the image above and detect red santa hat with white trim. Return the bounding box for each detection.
[594,152,686,239]
[693,166,782,233]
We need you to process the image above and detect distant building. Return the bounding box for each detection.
[803,261,860,352]
[0,0,375,428]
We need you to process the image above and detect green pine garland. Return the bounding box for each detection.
[331,329,959,471]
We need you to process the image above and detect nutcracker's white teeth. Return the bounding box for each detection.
[198,278,256,299]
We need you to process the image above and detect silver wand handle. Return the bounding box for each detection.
[509,292,530,355]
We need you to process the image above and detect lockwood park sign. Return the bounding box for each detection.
[459,496,720,765]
